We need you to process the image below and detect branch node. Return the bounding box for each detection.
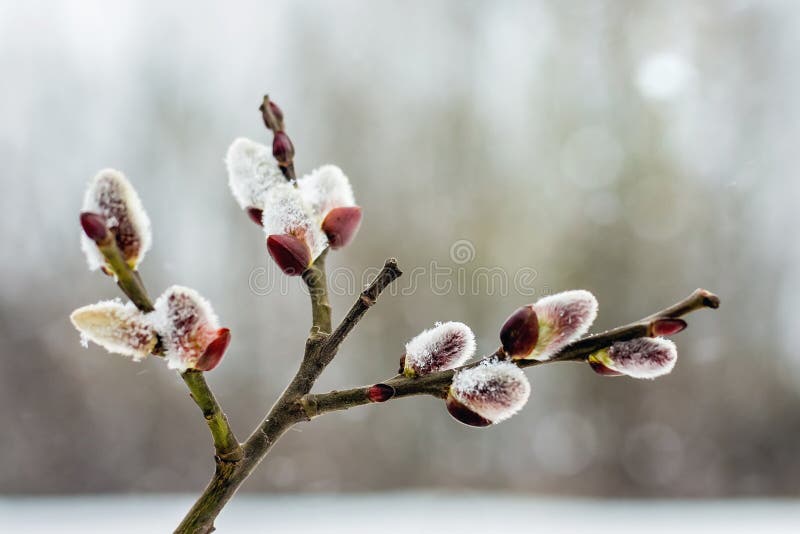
[298,396,317,420]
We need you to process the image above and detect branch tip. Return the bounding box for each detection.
[697,289,720,309]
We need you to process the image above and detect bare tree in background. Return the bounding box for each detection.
[69,95,719,533]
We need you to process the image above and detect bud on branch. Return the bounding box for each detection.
[153,286,231,372]
[402,321,476,377]
[499,290,598,361]
[588,337,678,379]
[80,169,151,272]
[447,359,531,426]
[70,300,157,361]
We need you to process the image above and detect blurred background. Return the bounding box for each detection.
[2,0,799,501]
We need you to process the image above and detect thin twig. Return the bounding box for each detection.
[182,371,243,462]
[302,249,332,333]
[323,258,403,355]
[97,238,154,312]
[301,288,720,417]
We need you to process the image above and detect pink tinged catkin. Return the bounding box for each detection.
[70,300,157,361]
[153,286,230,372]
[447,359,531,426]
[80,169,152,271]
[522,290,598,361]
[402,321,476,377]
[588,337,678,379]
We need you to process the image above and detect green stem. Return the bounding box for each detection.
[303,250,332,333]
[98,239,153,312]
[181,371,243,462]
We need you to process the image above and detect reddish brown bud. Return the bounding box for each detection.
[195,328,231,372]
[259,96,284,131]
[367,383,395,403]
[321,206,362,249]
[398,354,406,374]
[588,357,624,376]
[246,207,264,227]
[651,318,687,336]
[500,305,539,358]
[269,101,283,123]
[267,234,311,276]
[272,131,295,166]
[445,393,493,427]
[80,212,109,243]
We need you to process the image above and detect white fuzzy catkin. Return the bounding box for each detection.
[262,182,329,260]
[70,299,157,361]
[225,137,284,210]
[297,165,356,218]
[153,286,220,372]
[527,290,598,361]
[81,169,152,271]
[404,321,476,376]
[606,337,678,379]
[451,359,531,424]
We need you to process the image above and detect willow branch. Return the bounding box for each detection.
[302,249,332,333]
[181,371,243,462]
[95,238,242,462]
[301,288,720,417]
[172,258,405,533]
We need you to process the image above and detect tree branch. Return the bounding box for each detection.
[181,371,243,462]
[301,288,720,417]
[174,258,403,534]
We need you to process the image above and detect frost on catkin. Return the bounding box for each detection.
[297,165,356,218]
[70,299,157,361]
[225,137,284,211]
[262,183,329,260]
[153,286,221,372]
[450,359,531,424]
[599,337,678,379]
[81,169,151,270]
[403,321,476,376]
[526,290,598,361]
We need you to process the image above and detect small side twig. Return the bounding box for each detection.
[323,258,403,360]
[301,288,720,417]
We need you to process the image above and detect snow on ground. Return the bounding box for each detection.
[1,493,798,533]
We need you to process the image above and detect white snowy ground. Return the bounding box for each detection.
[1,493,798,533]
